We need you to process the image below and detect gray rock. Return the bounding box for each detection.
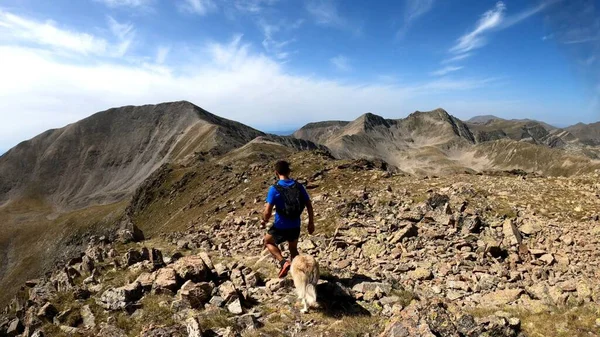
[227,298,243,315]
[98,282,143,310]
[178,281,213,309]
[352,282,392,294]
[186,317,203,337]
[173,255,209,282]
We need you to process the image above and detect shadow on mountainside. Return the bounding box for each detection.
[316,274,374,318]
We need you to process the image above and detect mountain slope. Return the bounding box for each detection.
[566,122,600,146]
[294,109,600,175]
[294,109,477,173]
[0,101,263,209]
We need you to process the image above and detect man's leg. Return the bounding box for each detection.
[289,240,299,261]
[264,234,285,262]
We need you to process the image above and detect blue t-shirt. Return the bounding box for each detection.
[266,179,310,229]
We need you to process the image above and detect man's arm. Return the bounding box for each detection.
[261,202,274,227]
[306,199,315,234]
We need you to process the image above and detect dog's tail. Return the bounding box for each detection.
[304,263,319,307]
[293,262,319,307]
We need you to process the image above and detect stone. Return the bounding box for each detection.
[480,288,523,307]
[503,219,522,246]
[98,324,128,337]
[198,252,214,270]
[209,296,225,307]
[380,302,435,337]
[425,302,457,337]
[37,303,58,320]
[178,281,213,309]
[214,263,228,278]
[519,222,541,235]
[186,317,203,337]
[136,272,156,290]
[456,314,481,337]
[227,298,243,315]
[97,282,143,310]
[390,224,418,244]
[173,255,209,282]
[299,239,316,250]
[408,268,433,281]
[6,318,24,336]
[338,259,352,269]
[352,282,392,295]
[235,314,259,330]
[31,331,45,337]
[140,325,186,337]
[153,268,179,293]
[219,281,238,301]
[81,305,96,328]
[244,272,261,288]
[149,248,165,269]
[230,268,245,289]
[539,254,554,265]
[123,249,143,266]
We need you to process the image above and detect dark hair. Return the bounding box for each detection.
[274,160,291,176]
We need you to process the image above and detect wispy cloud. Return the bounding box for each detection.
[156,46,170,64]
[95,0,153,8]
[258,19,300,60]
[107,16,135,57]
[305,0,361,34]
[397,0,434,38]
[430,66,463,76]
[330,54,350,71]
[0,10,108,55]
[233,0,280,13]
[179,0,217,15]
[441,53,472,64]
[450,2,506,54]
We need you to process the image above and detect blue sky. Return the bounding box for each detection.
[0,0,598,152]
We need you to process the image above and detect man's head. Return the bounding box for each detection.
[274,160,291,177]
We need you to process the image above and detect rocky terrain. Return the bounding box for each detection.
[1,150,600,336]
[0,101,599,336]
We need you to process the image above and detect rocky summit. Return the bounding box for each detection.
[0,102,600,337]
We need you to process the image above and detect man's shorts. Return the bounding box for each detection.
[268,226,301,245]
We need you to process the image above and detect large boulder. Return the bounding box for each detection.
[172,256,209,282]
[153,268,179,294]
[97,282,143,310]
[178,281,214,309]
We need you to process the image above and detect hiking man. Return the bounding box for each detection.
[261,160,314,278]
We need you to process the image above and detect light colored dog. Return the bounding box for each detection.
[290,254,320,313]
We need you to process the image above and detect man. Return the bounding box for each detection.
[261,160,314,278]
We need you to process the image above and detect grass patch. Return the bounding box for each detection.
[469,304,600,337]
[197,308,233,331]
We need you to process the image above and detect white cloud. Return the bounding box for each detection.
[156,46,170,64]
[330,55,350,71]
[233,0,279,13]
[397,0,434,38]
[441,53,472,64]
[0,10,108,55]
[0,33,498,151]
[450,1,556,55]
[450,1,506,54]
[107,16,136,57]
[179,0,217,15]
[430,66,463,76]
[305,0,360,34]
[95,0,153,8]
[258,19,298,60]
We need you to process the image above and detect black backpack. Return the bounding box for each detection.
[274,181,306,219]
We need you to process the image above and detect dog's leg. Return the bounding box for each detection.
[301,298,308,313]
